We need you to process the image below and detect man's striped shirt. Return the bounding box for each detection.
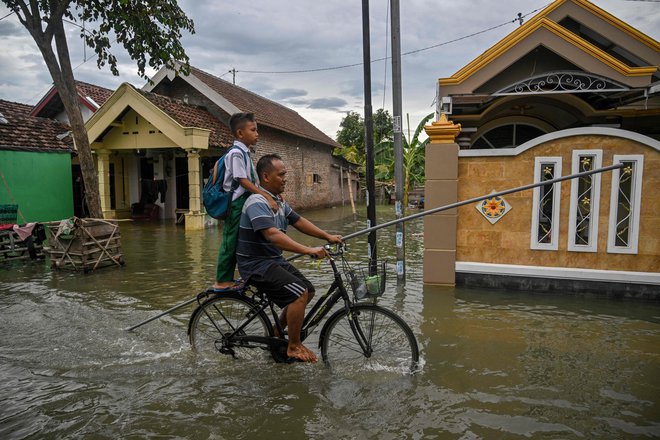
[236,192,300,279]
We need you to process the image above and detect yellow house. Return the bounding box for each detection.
[31,67,349,231]
[424,0,659,297]
[85,82,232,230]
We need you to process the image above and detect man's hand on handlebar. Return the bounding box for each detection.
[308,246,329,259]
[326,234,343,245]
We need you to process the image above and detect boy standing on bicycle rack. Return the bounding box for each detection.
[213,113,279,291]
[236,154,342,363]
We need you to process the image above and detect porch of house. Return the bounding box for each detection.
[93,147,208,230]
[84,83,230,230]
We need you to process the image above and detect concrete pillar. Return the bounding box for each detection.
[185,149,205,230]
[96,149,115,219]
[423,113,461,285]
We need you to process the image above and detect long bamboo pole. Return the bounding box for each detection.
[346,168,357,216]
[126,163,623,331]
[340,163,623,242]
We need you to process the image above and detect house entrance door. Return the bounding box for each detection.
[175,157,189,210]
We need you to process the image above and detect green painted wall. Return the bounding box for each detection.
[0,150,74,223]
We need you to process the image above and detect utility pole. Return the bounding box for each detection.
[362,0,377,273]
[391,0,405,283]
[230,68,236,84]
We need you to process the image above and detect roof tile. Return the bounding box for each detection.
[189,66,337,147]
[138,89,234,147]
[75,81,114,107]
[0,99,73,153]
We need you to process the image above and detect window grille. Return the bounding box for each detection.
[531,157,562,250]
[608,155,644,254]
[568,150,602,252]
[471,123,546,149]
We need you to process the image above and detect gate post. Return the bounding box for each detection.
[423,113,461,285]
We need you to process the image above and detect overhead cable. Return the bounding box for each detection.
[237,4,551,75]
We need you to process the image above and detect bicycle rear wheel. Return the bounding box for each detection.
[188,293,273,361]
[319,304,419,374]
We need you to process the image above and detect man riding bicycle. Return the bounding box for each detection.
[236,154,342,363]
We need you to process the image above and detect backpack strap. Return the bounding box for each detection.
[211,145,241,187]
[229,148,253,191]
[241,149,256,184]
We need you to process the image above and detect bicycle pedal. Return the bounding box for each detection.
[219,346,237,359]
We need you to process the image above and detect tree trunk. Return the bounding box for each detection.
[35,15,103,218]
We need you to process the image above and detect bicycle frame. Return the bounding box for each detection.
[219,254,373,356]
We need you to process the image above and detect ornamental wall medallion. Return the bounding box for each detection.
[476,191,512,224]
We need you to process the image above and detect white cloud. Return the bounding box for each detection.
[0,0,658,139]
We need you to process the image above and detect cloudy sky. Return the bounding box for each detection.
[0,0,658,139]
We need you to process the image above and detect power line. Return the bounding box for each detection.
[0,11,15,21]
[26,32,119,104]
[237,4,551,75]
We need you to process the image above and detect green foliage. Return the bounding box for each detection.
[334,112,433,202]
[3,0,195,79]
[81,0,194,78]
[3,0,195,217]
[335,108,394,159]
[373,108,394,145]
[374,113,433,204]
[336,111,364,155]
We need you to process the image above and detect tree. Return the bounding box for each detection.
[336,111,364,156]
[3,0,194,218]
[373,108,393,146]
[375,113,433,205]
[335,108,393,158]
[334,109,395,194]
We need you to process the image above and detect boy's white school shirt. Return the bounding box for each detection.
[222,140,259,201]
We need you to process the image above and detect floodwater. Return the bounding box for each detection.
[1,204,659,439]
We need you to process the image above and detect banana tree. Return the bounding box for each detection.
[375,113,433,205]
[334,143,393,194]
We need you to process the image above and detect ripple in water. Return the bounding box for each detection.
[1,208,659,439]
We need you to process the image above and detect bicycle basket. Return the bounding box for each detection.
[343,259,386,300]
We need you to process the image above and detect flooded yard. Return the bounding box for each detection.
[1,205,659,439]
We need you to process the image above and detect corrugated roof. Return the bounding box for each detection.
[0,99,73,153]
[137,88,233,148]
[189,66,338,147]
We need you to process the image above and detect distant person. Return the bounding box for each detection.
[237,154,342,362]
[214,113,278,290]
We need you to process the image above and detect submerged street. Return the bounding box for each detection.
[1,205,659,439]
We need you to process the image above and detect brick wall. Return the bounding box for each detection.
[251,126,355,210]
[154,78,357,210]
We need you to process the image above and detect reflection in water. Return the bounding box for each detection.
[0,205,659,439]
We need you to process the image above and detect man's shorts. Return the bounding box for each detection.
[248,262,315,308]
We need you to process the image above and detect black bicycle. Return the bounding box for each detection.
[188,244,419,374]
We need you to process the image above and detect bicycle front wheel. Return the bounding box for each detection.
[319,304,419,374]
[188,293,273,361]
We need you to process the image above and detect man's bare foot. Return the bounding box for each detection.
[213,281,236,290]
[301,345,317,362]
[287,343,317,363]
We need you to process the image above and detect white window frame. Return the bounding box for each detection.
[607,154,644,254]
[530,157,562,250]
[568,149,603,252]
